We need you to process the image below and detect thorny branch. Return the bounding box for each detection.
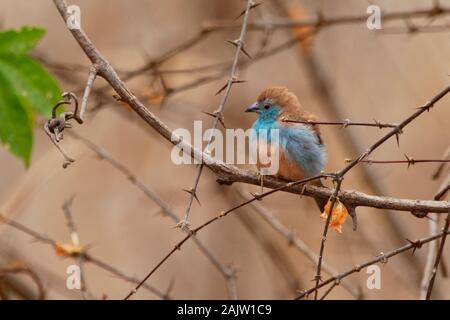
[178,0,255,229]
[419,212,439,299]
[234,188,361,299]
[91,3,448,103]
[296,229,450,299]
[425,212,450,299]
[425,181,450,299]
[273,0,426,282]
[345,157,450,167]
[43,2,450,109]
[312,84,450,299]
[49,0,450,300]
[67,131,238,299]
[282,118,398,129]
[205,4,450,31]
[123,174,329,300]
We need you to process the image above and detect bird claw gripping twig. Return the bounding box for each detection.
[44,92,81,168]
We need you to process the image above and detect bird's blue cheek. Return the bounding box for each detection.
[250,106,280,145]
[253,106,281,125]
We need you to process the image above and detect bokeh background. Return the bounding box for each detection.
[0,0,449,299]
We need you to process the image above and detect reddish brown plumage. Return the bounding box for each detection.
[253,86,327,211]
[257,86,323,145]
[254,140,306,181]
[257,86,301,112]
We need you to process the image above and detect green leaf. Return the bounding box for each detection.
[0,73,33,166]
[0,27,61,166]
[0,26,45,55]
[0,56,61,117]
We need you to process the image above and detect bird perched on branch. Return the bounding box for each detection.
[245,86,328,211]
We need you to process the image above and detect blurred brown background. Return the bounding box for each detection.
[0,0,449,299]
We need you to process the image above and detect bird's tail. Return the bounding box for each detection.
[312,179,328,213]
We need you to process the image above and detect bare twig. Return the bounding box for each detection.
[345,158,450,167]
[425,211,450,300]
[61,196,91,300]
[120,30,211,80]
[379,23,450,35]
[435,175,450,200]
[0,264,45,300]
[78,65,98,123]
[233,205,303,294]
[296,230,450,299]
[319,281,338,300]
[282,118,398,129]
[314,178,342,299]
[67,131,238,299]
[432,147,450,180]
[0,213,169,299]
[425,182,450,299]
[123,174,328,299]
[138,4,450,102]
[419,177,450,299]
[234,188,361,299]
[205,5,450,31]
[419,213,439,299]
[178,0,255,229]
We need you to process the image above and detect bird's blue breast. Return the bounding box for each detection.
[251,117,326,177]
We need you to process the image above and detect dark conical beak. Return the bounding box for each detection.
[245,102,259,113]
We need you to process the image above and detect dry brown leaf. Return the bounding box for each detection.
[54,241,84,258]
[320,198,349,234]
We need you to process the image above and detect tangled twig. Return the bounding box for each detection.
[296,229,450,300]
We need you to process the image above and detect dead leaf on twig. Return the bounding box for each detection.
[320,198,349,234]
[54,241,84,258]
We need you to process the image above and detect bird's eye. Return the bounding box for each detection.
[264,104,270,110]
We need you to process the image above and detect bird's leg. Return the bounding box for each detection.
[346,205,358,231]
[260,172,265,194]
[300,183,307,196]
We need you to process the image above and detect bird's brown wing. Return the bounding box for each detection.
[302,112,324,146]
[281,110,324,146]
